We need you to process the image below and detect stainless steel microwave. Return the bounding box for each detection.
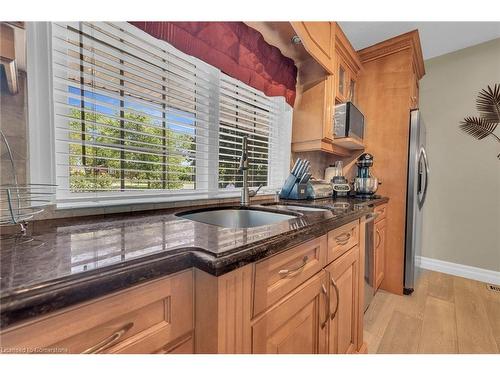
[333,102,365,141]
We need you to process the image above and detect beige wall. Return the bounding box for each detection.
[420,38,500,272]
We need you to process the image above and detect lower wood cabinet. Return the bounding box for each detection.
[326,246,360,354]
[2,219,367,355]
[251,272,328,354]
[374,218,387,291]
[0,270,194,354]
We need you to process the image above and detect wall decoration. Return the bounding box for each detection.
[459,83,500,159]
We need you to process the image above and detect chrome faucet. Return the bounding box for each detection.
[239,136,262,206]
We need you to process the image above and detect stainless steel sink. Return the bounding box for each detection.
[177,208,298,229]
[261,203,330,212]
[278,205,329,212]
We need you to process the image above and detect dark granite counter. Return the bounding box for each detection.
[0,196,388,328]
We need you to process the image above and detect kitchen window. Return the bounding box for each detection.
[30,22,292,207]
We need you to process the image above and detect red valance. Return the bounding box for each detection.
[129,22,297,106]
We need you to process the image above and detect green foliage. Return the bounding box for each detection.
[68,109,195,192]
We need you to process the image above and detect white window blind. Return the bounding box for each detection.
[51,22,292,206]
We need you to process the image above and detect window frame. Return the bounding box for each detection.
[28,22,292,209]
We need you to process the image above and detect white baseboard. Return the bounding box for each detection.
[417,256,500,285]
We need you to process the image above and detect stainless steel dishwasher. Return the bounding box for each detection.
[364,210,379,312]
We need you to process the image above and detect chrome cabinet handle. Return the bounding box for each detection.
[82,322,134,354]
[278,256,308,277]
[320,283,330,329]
[330,277,340,320]
[375,229,381,249]
[335,232,351,245]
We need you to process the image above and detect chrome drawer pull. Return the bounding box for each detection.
[278,256,308,277]
[375,229,381,249]
[335,232,351,245]
[82,322,134,354]
[330,277,340,320]
[320,283,330,329]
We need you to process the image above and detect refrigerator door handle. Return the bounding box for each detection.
[418,147,429,209]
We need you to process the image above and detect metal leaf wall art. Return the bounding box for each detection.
[459,84,500,159]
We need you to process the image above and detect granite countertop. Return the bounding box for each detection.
[0,196,388,328]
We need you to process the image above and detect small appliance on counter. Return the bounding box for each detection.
[353,153,381,199]
[333,101,365,141]
[279,158,312,200]
[307,179,334,199]
[280,158,334,200]
[326,161,350,198]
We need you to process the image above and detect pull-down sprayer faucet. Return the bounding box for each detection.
[239,136,262,206]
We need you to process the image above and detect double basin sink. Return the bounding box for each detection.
[177,204,329,229]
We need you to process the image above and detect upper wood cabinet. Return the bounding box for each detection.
[291,22,335,74]
[410,71,420,109]
[291,22,363,155]
[334,24,362,104]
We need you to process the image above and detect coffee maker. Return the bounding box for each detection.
[353,153,381,199]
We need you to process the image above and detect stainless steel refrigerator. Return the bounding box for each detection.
[404,109,429,295]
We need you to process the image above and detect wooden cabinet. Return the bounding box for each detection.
[327,220,359,263]
[356,30,424,295]
[195,220,365,355]
[334,24,362,104]
[291,22,335,74]
[251,272,328,354]
[410,72,420,109]
[374,218,387,291]
[0,270,194,354]
[292,73,343,154]
[1,221,366,355]
[335,58,358,104]
[374,204,388,292]
[291,22,363,155]
[0,23,19,94]
[326,246,360,354]
[253,235,327,316]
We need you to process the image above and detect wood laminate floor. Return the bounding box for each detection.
[364,270,500,354]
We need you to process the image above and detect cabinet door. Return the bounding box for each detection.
[0,270,194,354]
[326,246,359,354]
[252,272,329,354]
[336,59,348,102]
[374,218,387,291]
[291,22,335,74]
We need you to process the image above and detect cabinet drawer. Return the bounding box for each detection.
[253,235,327,316]
[374,204,387,223]
[1,270,193,354]
[327,220,359,263]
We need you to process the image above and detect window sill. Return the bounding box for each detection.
[54,191,277,213]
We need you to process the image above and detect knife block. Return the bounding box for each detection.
[279,180,309,200]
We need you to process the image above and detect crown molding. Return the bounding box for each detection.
[334,23,363,74]
[358,29,425,79]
